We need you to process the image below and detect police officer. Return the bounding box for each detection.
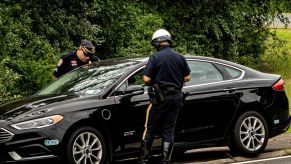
[139,29,191,164]
[53,39,100,78]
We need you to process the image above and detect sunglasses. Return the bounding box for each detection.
[82,46,95,57]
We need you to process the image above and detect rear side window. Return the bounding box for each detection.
[219,65,242,79]
[186,60,223,86]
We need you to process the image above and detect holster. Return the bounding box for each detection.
[147,84,164,105]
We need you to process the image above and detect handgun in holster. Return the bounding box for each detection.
[147,84,164,104]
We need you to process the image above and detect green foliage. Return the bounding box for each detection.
[0,2,57,98]
[258,33,290,74]
[0,0,103,103]
[142,1,278,61]
[0,58,21,103]
[95,1,163,58]
[279,1,291,12]
[0,0,290,104]
[264,29,291,79]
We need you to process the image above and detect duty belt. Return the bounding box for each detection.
[160,87,181,95]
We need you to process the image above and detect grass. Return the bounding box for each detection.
[275,28,291,50]
[272,28,291,132]
[285,79,291,133]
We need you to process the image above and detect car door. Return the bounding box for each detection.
[111,68,185,154]
[110,68,150,154]
[178,59,242,143]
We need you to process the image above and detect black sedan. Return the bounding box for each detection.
[0,56,290,164]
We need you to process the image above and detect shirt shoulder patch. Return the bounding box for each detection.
[71,60,77,66]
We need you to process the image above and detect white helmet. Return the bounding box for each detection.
[151,29,172,48]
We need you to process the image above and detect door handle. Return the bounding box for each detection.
[223,88,237,93]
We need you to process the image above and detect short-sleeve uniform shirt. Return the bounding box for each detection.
[53,51,100,78]
[143,46,190,89]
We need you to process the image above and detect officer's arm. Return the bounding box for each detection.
[184,75,191,82]
[143,75,152,85]
[53,58,65,79]
[90,55,100,62]
[183,57,191,83]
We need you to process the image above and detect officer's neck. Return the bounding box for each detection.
[157,45,170,51]
[157,41,170,51]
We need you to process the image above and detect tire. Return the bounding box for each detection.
[230,111,269,156]
[65,126,108,164]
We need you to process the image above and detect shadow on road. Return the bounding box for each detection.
[172,147,231,163]
[111,147,233,164]
[19,146,287,164]
[22,147,232,164]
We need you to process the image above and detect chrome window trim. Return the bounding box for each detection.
[107,58,245,98]
[183,59,245,89]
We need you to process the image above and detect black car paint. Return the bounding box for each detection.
[0,56,289,163]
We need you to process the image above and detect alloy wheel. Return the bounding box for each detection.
[72,132,103,164]
[239,116,266,151]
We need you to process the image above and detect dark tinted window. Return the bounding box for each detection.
[116,69,148,95]
[117,70,144,92]
[222,65,242,79]
[185,60,223,86]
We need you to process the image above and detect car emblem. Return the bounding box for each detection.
[124,131,135,136]
[26,103,46,109]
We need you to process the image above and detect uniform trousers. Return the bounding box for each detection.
[142,92,183,143]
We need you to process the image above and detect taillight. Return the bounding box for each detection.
[272,79,284,91]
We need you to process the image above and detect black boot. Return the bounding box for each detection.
[161,142,174,164]
[138,141,152,164]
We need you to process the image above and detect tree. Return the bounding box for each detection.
[0,0,288,104]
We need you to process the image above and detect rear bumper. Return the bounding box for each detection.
[270,116,291,138]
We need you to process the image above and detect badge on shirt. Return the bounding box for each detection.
[71,60,77,66]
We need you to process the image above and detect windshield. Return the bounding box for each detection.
[37,60,139,96]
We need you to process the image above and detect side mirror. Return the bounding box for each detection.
[120,85,144,103]
[124,85,144,96]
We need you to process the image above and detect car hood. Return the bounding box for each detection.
[0,95,81,123]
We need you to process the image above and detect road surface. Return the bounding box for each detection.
[20,133,291,164]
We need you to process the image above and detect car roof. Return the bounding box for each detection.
[86,55,279,98]
[93,55,250,71]
[89,55,274,79]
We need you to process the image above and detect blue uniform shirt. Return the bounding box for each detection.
[53,51,100,78]
[143,46,190,89]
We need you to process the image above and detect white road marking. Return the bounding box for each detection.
[232,155,291,164]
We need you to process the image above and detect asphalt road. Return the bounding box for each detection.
[113,132,291,163]
[22,133,291,164]
[232,156,291,164]
[270,13,291,28]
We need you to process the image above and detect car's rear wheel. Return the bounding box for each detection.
[230,111,269,156]
[65,126,107,164]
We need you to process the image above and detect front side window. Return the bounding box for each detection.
[185,60,223,86]
[116,70,146,95]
